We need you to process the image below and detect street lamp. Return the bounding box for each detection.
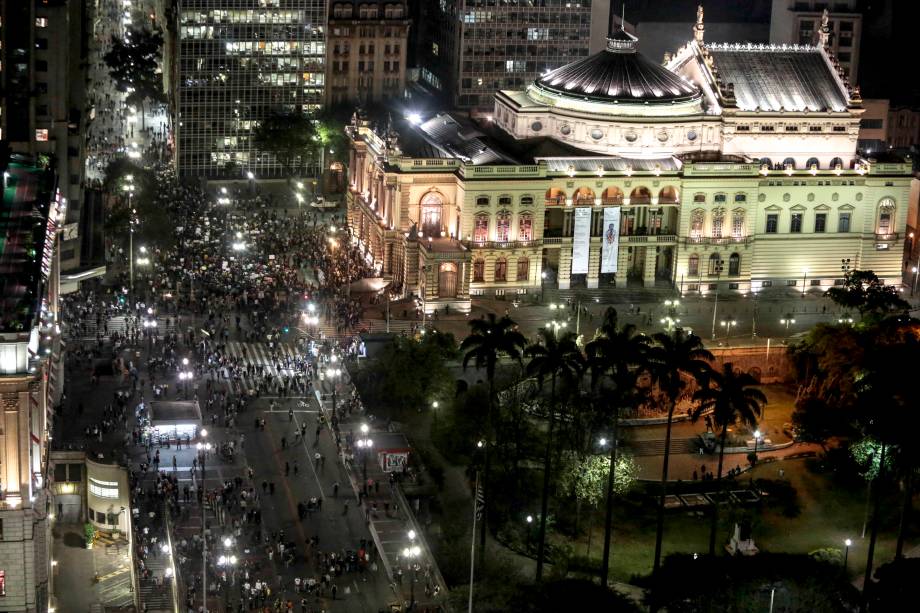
[801,268,809,298]
[356,423,374,494]
[402,533,421,609]
[844,538,852,569]
[326,366,342,417]
[780,314,796,333]
[196,433,212,612]
[710,258,725,339]
[431,400,439,426]
[547,319,567,337]
[838,315,854,325]
[753,429,763,458]
[720,317,737,336]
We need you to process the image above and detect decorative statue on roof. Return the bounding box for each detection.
[818,8,830,47]
[694,5,705,43]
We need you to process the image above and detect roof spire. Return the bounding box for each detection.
[694,5,705,44]
[818,8,830,47]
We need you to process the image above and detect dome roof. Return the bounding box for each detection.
[532,30,701,105]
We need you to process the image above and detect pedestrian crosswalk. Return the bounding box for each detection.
[214,341,309,394]
[66,315,177,340]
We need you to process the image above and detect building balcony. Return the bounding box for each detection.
[875,232,900,241]
[466,239,542,250]
[683,236,753,246]
[621,234,678,244]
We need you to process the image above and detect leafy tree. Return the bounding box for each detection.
[103,28,164,129]
[646,329,713,584]
[252,109,317,177]
[691,362,766,555]
[866,558,920,612]
[824,269,909,321]
[352,334,454,419]
[585,307,649,585]
[524,328,584,581]
[557,452,637,508]
[460,314,526,567]
[791,395,851,448]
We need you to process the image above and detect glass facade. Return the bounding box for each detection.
[422,0,598,109]
[177,0,327,178]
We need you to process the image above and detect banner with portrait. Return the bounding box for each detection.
[571,207,592,274]
[600,207,621,273]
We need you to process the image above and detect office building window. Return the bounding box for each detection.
[790,213,803,233]
[89,478,119,499]
[766,214,778,233]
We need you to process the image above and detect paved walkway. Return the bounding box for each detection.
[633,442,825,482]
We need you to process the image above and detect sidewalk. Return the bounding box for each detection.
[633,442,824,482]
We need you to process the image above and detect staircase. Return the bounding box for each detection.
[137,553,174,612]
[626,437,697,456]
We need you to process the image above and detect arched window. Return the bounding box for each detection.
[688,253,700,276]
[494,257,508,282]
[806,157,820,170]
[728,253,741,276]
[708,253,723,276]
[830,157,843,170]
[630,186,652,204]
[518,213,533,241]
[420,192,443,236]
[759,157,772,170]
[516,257,530,281]
[573,187,595,206]
[711,207,725,238]
[732,210,745,238]
[496,211,511,242]
[602,187,623,205]
[473,259,485,282]
[877,197,896,235]
[658,186,679,204]
[783,157,796,169]
[690,209,705,239]
[475,195,490,206]
[473,214,489,243]
[545,188,566,206]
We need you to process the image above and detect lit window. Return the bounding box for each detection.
[89,478,119,499]
[35,17,49,28]
[35,129,49,142]
[474,215,489,242]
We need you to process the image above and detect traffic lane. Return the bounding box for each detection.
[250,403,391,611]
[285,394,398,610]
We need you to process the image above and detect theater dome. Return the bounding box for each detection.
[529,30,702,111]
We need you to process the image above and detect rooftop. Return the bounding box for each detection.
[705,43,849,112]
[532,30,701,105]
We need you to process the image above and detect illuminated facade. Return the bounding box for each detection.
[346,7,911,311]
[0,156,62,613]
[175,0,327,178]
[325,1,410,105]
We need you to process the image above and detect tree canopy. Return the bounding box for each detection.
[252,109,317,177]
[824,269,909,320]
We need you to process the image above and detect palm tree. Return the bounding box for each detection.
[525,328,585,581]
[585,307,650,586]
[647,328,713,580]
[691,362,766,555]
[460,314,526,567]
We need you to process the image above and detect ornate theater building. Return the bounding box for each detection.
[345,8,912,313]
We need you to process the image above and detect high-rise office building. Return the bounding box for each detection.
[771,0,861,84]
[326,1,411,106]
[0,0,90,276]
[415,0,610,111]
[175,0,327,179]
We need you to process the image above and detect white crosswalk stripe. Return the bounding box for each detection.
[216,341,308,393]
[66,314,177,340]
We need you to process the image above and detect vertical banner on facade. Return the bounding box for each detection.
[601,207,621,274]
[571,207,592,274]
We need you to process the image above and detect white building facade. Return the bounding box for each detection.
[345,7,911,310]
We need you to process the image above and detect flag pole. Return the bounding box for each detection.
[468,470,480,613]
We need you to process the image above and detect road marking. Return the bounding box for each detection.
[260,409,318,414]
[269,412,325,499]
